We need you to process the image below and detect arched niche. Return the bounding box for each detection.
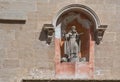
[53,4,100,30]
[52,4,101,79]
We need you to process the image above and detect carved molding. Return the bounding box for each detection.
[96,25,108,45]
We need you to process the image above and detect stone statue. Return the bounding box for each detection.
[61,26,83,62]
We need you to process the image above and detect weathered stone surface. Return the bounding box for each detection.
[0,0,36,20]
[0,60,2,69]
[0,77,11,82]
[0,0,119,81]
[112,69,120,79]
[0,49,5,59]
[94,69,113,79]
[3,59,20,68]
[95,43,117,58]
[95,57,113,70]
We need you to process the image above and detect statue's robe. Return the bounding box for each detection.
[64,32,81,58]
[64,35,70,57]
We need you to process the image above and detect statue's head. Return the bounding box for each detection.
[71,26,76,32]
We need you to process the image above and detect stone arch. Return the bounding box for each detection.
[53,4,100,30]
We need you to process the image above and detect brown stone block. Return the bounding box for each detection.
[3,59,20,68]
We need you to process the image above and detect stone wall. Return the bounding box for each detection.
[0,0,120,82]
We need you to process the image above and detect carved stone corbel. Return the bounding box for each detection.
[44,25,55,44]
[96,25,108,44]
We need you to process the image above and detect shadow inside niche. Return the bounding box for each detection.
[0,19,26,24]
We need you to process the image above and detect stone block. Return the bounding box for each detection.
[94,69,112,79]
[18,47,35,66]
[85,0,105,4]
[112,68,120,79]
[0,77,10,82]
[0,24,22,31]
[36,61,51,69]
[116,32,120,41]
[112,55,120,69]
[6,30,16,41]
[3,59,20,68]
[22,22,37,31]
[104,0,118,4]
[4,48,18,59]
[95,44,117,58]
[0,61,2,69]
[15,31,36,49]
[0,0,36,20]
[103,32,117,42]
[95,57,113,70]
[0,29,15,39]
[0,49,5,59]
[28,67,55,79]
[95,50,114,59]
[0,11,26,20]
[105,24,120,33]
[0,68,21,79]
[0,30,7,49]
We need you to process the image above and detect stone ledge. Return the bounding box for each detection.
[23,80,120,82]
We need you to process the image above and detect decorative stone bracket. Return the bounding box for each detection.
[95,25,108,45]
[43,24,54,44]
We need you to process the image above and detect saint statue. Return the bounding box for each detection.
[61,26,83,62]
